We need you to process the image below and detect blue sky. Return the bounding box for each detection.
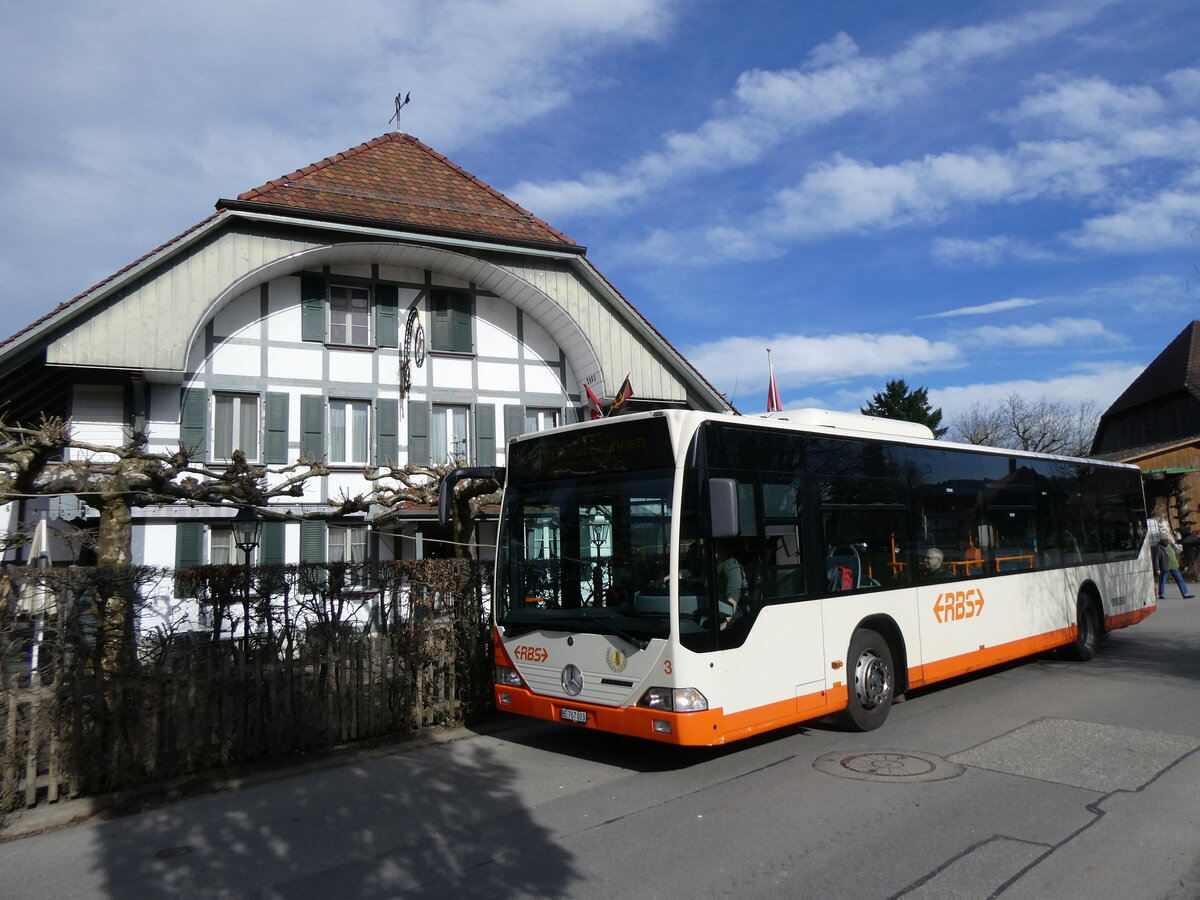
[2,0,1198,421]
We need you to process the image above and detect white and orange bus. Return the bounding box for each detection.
[463,408,1153,746]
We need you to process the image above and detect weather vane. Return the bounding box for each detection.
[389,91,411,130]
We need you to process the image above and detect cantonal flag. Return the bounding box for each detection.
[610,375,633,412]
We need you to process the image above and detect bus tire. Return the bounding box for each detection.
[1068,593,1100,662]
[843,628,895,731]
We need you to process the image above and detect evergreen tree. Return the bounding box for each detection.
[860,378,948,437]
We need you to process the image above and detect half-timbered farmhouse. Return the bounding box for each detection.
[0,133,732,594]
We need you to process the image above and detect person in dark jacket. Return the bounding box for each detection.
[1153,536,1193,599]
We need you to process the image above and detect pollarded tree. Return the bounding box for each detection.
[0,414,357,568]
[948,394,1099,456]
[861,379,948,438]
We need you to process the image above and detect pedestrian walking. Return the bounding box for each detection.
[1153,536,1193,599]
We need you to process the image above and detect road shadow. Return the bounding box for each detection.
[94,737,581,898]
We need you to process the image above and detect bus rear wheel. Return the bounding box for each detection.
[843,628,894,731]
[1068,593,1100,661]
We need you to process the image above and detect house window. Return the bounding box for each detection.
[431,404,470,465]
[329,525,367,564]
[329,284,371,346]
[329,524,368,588]
[330,400,370,464]
[209,527,254,565]
[429,288,472,354]
[524,408,559,433]
[214,393,259,460]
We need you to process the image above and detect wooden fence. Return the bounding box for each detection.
[1,561,493,812]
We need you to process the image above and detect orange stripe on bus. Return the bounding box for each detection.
[1106,606,1155,630]
[497,603,1157,746]
[916,627,1074,685]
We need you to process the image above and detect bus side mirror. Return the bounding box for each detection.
[709,478,740,539]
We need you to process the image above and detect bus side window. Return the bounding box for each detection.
[764,525,805,599]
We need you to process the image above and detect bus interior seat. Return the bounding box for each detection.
[825,545,861,591]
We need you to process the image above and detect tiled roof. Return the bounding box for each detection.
[226,133,577,248]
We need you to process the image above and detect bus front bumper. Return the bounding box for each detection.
[494,684,726,746]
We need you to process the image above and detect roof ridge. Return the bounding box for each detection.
[398,134,575,245]
[236,133,399,201]
[234,132,575,247]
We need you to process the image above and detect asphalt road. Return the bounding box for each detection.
[3,593,1199,900]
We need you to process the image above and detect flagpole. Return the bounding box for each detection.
[766,348,782,413]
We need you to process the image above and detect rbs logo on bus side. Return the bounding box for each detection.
[513,645,549,663]
[934,589,985,623]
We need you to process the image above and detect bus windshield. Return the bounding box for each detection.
[496,467,676,642]
[498,417,680,642]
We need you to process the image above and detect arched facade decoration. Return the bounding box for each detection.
[185,241,606,396]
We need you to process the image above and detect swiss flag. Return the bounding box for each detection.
[767,353,783,412]
[584,383,603,420]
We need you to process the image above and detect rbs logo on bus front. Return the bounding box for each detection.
[933,589,985,623]
[513,645,549,663]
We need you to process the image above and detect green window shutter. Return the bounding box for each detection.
[301,275,327,342]
[504,404,525,443]
[451,292,472,353]
[407,400,430,466]
[260,521,285,565]
[264,392,290,463]
[300,520,326,563]
[565,405,584,425]
[375,398,399,466]
[430,290,452,351]
[475,404,496,466]
[300,394,326,459]
[180,388,207,458]
[174,522,205,598]
[375,284,399,348]
[430,288,472,353]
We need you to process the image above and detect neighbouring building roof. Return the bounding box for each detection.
[222,132,577,250]
[1092,321,1200,455]
[1103,321,1200,417]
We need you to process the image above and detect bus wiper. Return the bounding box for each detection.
[601,624,649,652]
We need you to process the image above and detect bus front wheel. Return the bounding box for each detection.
[1068,593,1100,662]
[843,628,894,731]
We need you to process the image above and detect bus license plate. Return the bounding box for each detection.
[560,707,587,725]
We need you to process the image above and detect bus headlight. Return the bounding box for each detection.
[638,686,709,712]
[495,665,523,687]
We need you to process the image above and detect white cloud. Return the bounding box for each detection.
[508,7,1092,217]
[684,331,965,402]
[1068,185,1200,252]
[627,59,1200,267]
[930,236,1060,266]
[925,298,1039,318]
[1008,76,1165,134]
[1166,67,1200,101]
[968,317,1120,348]
[929,364,1145,421]
[0,0,679,314]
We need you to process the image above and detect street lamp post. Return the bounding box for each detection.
[591,519,609,606]
[232,507,262,651]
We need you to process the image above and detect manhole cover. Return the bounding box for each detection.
[814,749,963,783]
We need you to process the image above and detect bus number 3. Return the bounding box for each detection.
[934,589,986,623]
